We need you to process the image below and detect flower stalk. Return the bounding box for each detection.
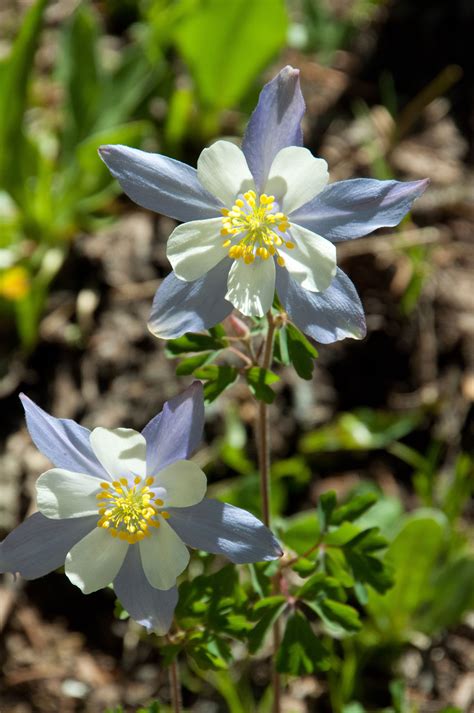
[169,656,182,713]
[255,311,281,713]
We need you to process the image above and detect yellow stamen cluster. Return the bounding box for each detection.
[96,476,169,544]
[220,190,294,266]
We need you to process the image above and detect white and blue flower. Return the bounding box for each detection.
[99,66,428,344]
[0,383,281,634]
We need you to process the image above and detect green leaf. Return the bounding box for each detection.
[280,511,321,555]
[297,572,343,600]
[248,596,286,653]
[175,352,212,376]
[173,0,288,109]
[324,522,361,546]
[276,612,330,674]
[274,325,290,365]
[317,490,337,530]
[0,0,48,188]
[318,599,361,632]
[417,556,474,634]
[332,492,379,525]
[188,637,230,670]
[291,558,319,577]
[245,366,280,403]
[286,322,318,379]
[345,550,393,594]
[195,365,239,402]
[166,332,227,355]
[325,549,355,588]
[300,408,422,453]
[59,4,101,151]
[368,513,449,635]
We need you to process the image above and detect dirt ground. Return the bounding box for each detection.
[1,1,473,711]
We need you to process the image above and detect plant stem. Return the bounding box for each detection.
[169,657,182,713]
[257,311,276,528]
[255,311,281,713]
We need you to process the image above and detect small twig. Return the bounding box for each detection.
[169,656,182,713]
[227,345,254,366]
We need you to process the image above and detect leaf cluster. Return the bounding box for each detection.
[247,491,393,676]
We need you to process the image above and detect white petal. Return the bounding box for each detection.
[226,257,275,317]
[284,223,337,291]
[197,141,254,207]
[36,469,100,519]
[90,428,146,480]
[167,218,224,281]
[154,460,207,507]
[139,520,190,590]
[264,147,328,214]
[65,527,128,594]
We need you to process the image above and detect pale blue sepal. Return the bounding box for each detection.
[242,66,305,192]
[99,144,222,222]
[0,513,96,579]
[168,499,283,563]
[290,178,429,242]
[20,394,109,479]
[148,259,233,339]
[142,382,205,474]
[276,266,366,344]
[113,545,178,635]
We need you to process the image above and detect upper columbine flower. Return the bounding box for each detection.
[0,384,281,635]
[99,66,428,344]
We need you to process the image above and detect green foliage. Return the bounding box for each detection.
[173,0,288,109]
[300,408,423,453]
[0,1,154,349]
[367,511,474,641]
[195,365,240,402]
[275,322,318,379]
[276,611,330,674]
[245,366,280,404]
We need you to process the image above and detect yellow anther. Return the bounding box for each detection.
[100,482,110,489]
[220,191,293,268]
[277,256,286,267]
[96,474,162,543]
[221,208,229,216]
[155,498,164,506]
[161,511,170,519]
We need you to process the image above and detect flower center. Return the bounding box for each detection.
[221,190,294,267]
[96,476,169,544]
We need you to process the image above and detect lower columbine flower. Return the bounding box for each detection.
[0,383,281,635]
[99,66,428,344]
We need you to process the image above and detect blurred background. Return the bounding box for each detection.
[0,0,473,711]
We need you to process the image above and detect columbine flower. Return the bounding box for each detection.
[0,383,281,635]
[99,66,428,344]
